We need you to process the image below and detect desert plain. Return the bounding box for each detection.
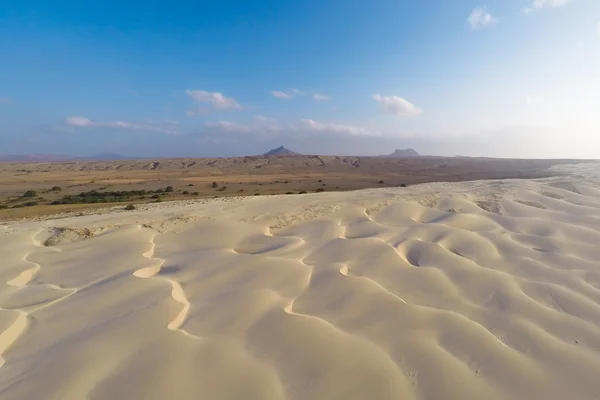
[0,154,589,220]
[1,158,600,399]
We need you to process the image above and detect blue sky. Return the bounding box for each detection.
[1,0,599,158]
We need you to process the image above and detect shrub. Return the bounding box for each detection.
[378,180,384,184]
[299,191,307,194]
[318,180,322,182]
[151,194,160,199]
[24,201,39,207]
[286,192,294,195]
[23,190,37,198]
[182,191,189,195]
[192,192,199,195]
[125,204,136,210]
[154,198,163,203]
[400,184,407,188]
[315,188,325,193]
[51,186,62,191]
[218,186,227,191]
[212,182,218,188]
[0,205,8,209]
[188,184,194,187]
[238,189,244,192]
[254,193,259,196]
[165,186,174,192]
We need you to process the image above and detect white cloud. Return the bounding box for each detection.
[204,117,383,138]
[65,116,95,127]
[205,120,252,133]
[0,97,10,103]
[185,90,241,110]
[205,116,283,136]
[254,116,282,133]
[301,119,370,136]
[65,116,180,134]
[312,93,330,101]
[272,89,306,99]
[524,0,571,13]
[272,90,292,99]
[468,7,497,29]
[272,88,329,101]
[372,94,422,116]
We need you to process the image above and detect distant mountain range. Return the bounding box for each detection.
[0,147,422,162]
[86,153,134,161]
[380,148,420,157]
[262,146,300,156]
[0,153,133,162]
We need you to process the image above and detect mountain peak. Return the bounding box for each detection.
[263,146,300,156]
[382,148,420,157]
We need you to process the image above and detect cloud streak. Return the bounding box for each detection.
[372,94,422,116]
[524,0,571,13]
[468,7,497,29]
[0,97,9,103]
[65,116,181,135]
[312,93,330,101]
[272,88,330,101]
[302,119,369,136]
[202,117,373,138]
[205,120,252,133]
[186,90,242,114]
[272,91,292,99]
[204,115,284,137]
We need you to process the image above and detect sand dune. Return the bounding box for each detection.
[1,164,600,399]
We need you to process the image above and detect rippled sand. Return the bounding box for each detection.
[1,165,600,399]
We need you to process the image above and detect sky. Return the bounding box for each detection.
[0,0,599,158]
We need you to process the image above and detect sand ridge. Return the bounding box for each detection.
[0,229,76,368]
[0,164,600,399]
[134,229,193,333]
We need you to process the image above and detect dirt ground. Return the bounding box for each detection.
[0,155,594,220]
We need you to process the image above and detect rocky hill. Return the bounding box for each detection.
[382,149,420,157]
[263,146,300,156]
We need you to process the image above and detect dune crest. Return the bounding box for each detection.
[134,230,193,333]
[1,165,600,399]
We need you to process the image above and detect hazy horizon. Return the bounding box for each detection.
[1,0,599,159]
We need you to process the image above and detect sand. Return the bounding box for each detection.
[1,163,600,399]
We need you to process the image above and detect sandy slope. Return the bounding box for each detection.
[1,164,600,399]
